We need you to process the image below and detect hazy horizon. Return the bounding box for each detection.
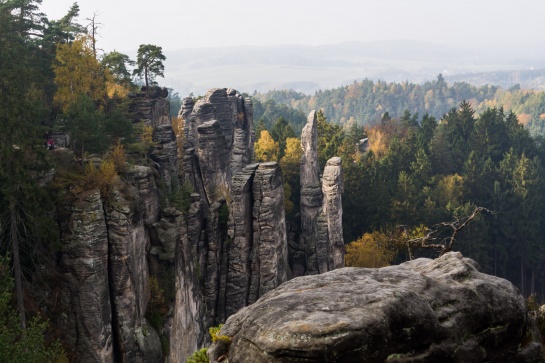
[40,0,545,55]
[38,0,545,95]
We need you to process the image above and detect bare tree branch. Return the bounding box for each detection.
[400,207,492,258]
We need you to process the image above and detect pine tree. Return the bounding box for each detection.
[133,44,166,96]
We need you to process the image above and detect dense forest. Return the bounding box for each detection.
[254,75,545,137]
[255,101,545,300]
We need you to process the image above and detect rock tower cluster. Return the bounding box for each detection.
[52,88,346,363]
[169,88,290,361]
[291,110,345,277]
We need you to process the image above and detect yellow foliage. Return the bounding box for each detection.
[254,130,279,162]
[280,137,302,175]
[83,159,118,193]
[141,125,154,147]
[53,36,107,111]
[106,142,126,172]
[209,324,231,344]
[366,128,388,158]
[434,174,464,209]
[106,81,129,99]
[345,231,400,268]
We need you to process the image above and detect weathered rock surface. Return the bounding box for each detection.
[295,111,345,276]
[150,125,179,189]
[57,165,164,363]
[209,252,545,363]
[170,160,290,362]
[169,195,207,363]
[322,157,345,269]
[181,88,253,202]
[58,190,114,363]
[129,86,171,127]
[104,186,162,363]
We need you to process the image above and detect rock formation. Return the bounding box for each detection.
[181,88,253,204]
[58,190,114,362]
[294,110,345,276]
[57,164,164,363]
[150,125,178,188]
[208,252,545,363]
[129,86,171,127]
[169,88,289,362]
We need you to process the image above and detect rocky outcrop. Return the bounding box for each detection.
[150,125,178,188]
[322,157,345,269]
[169,162,290,362]
[295,111,345,276]
[181,88,253,204]
[57,165,164,363]
[170,90,290,361]
[209,252,545,363]
[58,190,114,363]
[169,195,207,362]
[103,186,162,363]
[129,86,178,190]
[129,87,170,127]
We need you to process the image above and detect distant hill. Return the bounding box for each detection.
[163,40,545,96]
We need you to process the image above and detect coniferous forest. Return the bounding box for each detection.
[254,90,545,300]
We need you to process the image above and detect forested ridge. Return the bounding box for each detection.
[256,100,545,299]
[253,75,545,137]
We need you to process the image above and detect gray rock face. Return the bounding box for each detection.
[166,88,291,362]
[249,162,290,301]
[322,157,345,269]
[129,87,171,127]
[103,187,163,363]
[209,252,545,363]
[169,196,207,363]
[150,125,179,189]
[297,111,345,276]
[126,165,160,226]
[58,190,114,363]
[58,166,164,363]
[170,162,290,362]
[181,88,253,202]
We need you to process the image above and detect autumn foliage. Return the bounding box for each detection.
[254,130,279,162]
[345,231,401,268]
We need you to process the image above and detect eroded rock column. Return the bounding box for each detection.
[297,110,345,276]
[300,110,323,275]
[58,190,114,363]
[322,157,345,269]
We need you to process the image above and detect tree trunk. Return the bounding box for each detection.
[531,267,535,296]
[520,257,525,297]
[10,203,26,329]
[145,66,149,97]
[81,140,85,171]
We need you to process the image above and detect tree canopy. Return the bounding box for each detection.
[133,44,166,95]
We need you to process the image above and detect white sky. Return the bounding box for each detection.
[40,0,545,56]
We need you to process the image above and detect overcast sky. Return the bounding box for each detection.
[40,0,545,55]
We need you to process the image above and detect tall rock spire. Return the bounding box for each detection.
[295,110,345,276]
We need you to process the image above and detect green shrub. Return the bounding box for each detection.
[187,348,208,363]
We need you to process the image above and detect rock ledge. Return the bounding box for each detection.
[209,252,544,363]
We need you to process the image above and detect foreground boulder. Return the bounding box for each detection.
[208,252,544,363]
